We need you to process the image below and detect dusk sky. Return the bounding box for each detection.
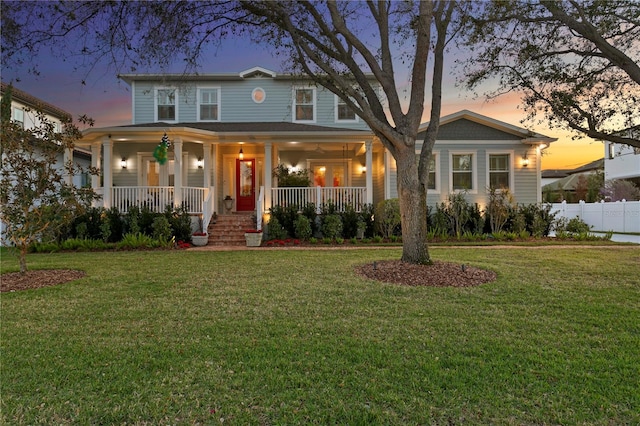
[2,33,604,171]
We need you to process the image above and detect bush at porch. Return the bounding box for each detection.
[264,196,568,243]
[58,205,194,245]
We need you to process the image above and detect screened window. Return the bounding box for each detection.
[294,88,314,121]
[157,89,176,121]
[336,96,356,121]
[199,88,219,121]
[489,154,510,189]
[452,154,473,190]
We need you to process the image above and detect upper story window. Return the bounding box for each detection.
[198,87,220,121]
[451,153,475,191]
[12,107,24,128]
[488,153,511,189]
[293,87,315,122]
[155,88,177,122]
[335,95,357,122]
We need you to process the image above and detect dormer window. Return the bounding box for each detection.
[155,88,177,122]
[12,107,24,129]
[198,87,220,121]
[293,87,316,122]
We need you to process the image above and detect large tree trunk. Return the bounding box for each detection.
[396,144,431,265]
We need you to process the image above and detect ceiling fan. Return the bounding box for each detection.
[314,143,326,154]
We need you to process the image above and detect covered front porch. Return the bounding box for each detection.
[78,123,381,230]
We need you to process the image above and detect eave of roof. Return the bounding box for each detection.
[1,81,72,121]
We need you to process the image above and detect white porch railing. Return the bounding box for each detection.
[111,186,208,214]
[202,187,215,231]
[257,186,264,230]
[271,186,367,212]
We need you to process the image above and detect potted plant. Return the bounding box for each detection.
[191,216,209,246]
[223,195,233,213]
[244,229,263,247]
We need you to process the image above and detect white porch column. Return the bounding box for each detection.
[264,141,272,212]
[63,146,73,185]
[173,137,183,208]
[211,143,218,202]
[91,143,101,207]
[203,141,212,189]
[365,140,373,205]
[102,136,112,208]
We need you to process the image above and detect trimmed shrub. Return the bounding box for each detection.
[375,198,401,238]
[321,214,343,240]
[294,214,313,240]
[266,216,287,240]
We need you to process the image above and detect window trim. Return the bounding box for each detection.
[154,87,178,123]
[197,86,221,122]
[334,94,358,123]
[292,86,316,123]
[449,151,477,194]
[486,150,515,192]
[416,149,440,194]
[12,107,24,128]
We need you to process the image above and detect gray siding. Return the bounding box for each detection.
[420,119,522,140]
[131,76,370,130]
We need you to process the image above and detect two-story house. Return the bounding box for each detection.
[1,82,92,245]
[77,67,555,231]
[604,126,640,187]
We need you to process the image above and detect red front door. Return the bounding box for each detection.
[236,159,256,211]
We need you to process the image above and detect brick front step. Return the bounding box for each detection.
[207,213,256,246]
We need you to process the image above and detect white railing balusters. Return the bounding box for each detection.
[270,186,366,212]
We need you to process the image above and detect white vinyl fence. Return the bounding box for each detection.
[550,200,640,233]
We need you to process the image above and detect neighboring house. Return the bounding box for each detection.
[604,126,640,187]
[1,82,91,245]
[0,82,91,188]
[542,158,604,202]
[77,67,555,230]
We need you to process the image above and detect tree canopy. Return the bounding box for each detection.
[462,0,640,148]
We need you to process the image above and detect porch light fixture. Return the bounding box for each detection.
[120,157,127,169]
[361,166,367,174]
[522,153,530,167]
[239,147,244,160]
[196,157,203,169]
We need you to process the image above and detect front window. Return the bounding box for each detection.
[294,88,315,122]
[336,96,356,121]
[427,155,437,190]
[489,154,510,189]
[198,88,219,121]
[452,154,473,190]
[156,89,176,121]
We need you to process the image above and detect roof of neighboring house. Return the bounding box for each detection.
[0,81,72,121]
[542,172,594,192]
[542,169,571,179]
[567,158,604,175]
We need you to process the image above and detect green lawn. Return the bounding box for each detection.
[1,247,639,425]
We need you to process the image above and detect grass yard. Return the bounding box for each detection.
[1,246,639,425]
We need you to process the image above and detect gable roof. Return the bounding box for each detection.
[418,110,557,146]
[1,81,72,121]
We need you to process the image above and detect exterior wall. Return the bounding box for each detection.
[604,142,640,181]
[387,140,539,208]
[131,77,371,130]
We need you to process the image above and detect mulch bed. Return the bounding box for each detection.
[355,260,496,287]
[1,270,86,292]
